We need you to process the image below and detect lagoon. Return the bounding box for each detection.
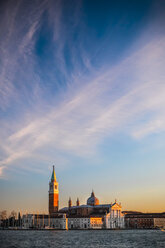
[0,229,165,248]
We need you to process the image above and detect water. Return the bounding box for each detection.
[0,230,165,248]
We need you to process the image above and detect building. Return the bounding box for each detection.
[68,216,103,229]
[22,214,68,230]
[154,216,165,229]
[105,202,125,229]
[48,166,124,229]
[124,212,165,229]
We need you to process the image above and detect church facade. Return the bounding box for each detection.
[49,166,125,229]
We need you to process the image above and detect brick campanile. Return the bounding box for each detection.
[49,165,59,215]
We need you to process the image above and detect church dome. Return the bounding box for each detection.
[87,191,99,206]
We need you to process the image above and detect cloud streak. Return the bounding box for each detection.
[1,0,165,177]
[1,34,165,172]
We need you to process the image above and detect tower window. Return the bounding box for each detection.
[55,185,57,189]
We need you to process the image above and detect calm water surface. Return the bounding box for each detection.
[0,230,165,248]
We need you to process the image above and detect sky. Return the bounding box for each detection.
[0,0,165,215]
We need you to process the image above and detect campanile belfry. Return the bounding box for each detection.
[49,165,59,214]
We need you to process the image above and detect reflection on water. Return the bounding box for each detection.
[0,230,165,248]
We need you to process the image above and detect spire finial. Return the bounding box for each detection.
[91,189,95,197]
[76,197,80,206]
[69,197,72,208]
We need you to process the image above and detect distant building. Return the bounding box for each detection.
[124,212,165,229]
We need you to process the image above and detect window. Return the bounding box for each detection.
[55,185,57,189]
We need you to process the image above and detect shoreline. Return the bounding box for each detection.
[0,228,159,231]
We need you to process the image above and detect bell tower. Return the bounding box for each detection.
[49,165,59,215]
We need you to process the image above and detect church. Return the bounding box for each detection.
[12,166,165,230]
[48,166,125,229]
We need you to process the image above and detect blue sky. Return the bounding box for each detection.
[0,0,165,214]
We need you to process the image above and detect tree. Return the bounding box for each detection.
[10,211,17,227]
[18,212,21,227]
[0,210,7,228]
[10,211,17,218]
[0,210,7,220]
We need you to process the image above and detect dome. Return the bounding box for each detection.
[87,191,99,206]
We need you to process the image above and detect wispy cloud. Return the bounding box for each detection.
[0,1,165,178]
[1,33,165,175]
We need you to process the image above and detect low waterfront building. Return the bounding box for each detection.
[154,217,165,229]
[124,212,165,229]
[68,215,103,229]
[22,214,68,229]
[21,211,124,230]
[21,214,104,230]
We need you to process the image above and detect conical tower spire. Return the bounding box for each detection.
[51,165,57,182]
